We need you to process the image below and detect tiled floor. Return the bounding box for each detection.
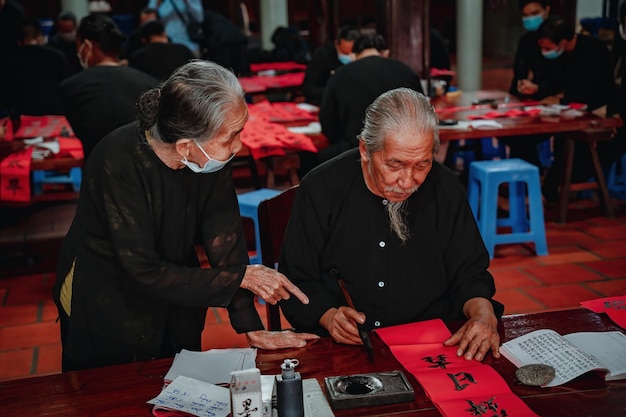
[2,62,626,382]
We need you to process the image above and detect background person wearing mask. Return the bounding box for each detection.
[536,15,615,202]
[301,25,361,105]
[9,18,71,116]
[54,61,318,371]
[499,0,561,170]
[317,33,424,164]
[49,11,82,74]
[59,14,159,160]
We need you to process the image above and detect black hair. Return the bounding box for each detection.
[57,10,77,24]
[77,14,125,55]
[139,20,165,42]
[518,0,549,11]
[17,18,42,42]
[138,61,245,145]
[337,25,361,42]
[536,15,574,43]
[352,33,387,54]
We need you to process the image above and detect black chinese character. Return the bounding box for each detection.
[447,371,477,391]
[422,354,452,369]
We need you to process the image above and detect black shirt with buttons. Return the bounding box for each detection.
[279,148,502,336]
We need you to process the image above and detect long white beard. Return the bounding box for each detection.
[386,200,410,243]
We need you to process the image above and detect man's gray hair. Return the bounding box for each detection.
[359,88,440,156]
[141,60,245,145]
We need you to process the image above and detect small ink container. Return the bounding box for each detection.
[275,359,304,417]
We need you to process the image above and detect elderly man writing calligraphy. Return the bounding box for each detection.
[279,88,503,361]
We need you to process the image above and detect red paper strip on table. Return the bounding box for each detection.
[250,61,307,72]
[581,295,626,329]
[248,101,316,124]
[13,115,75,139]
[376,319,539,417]
[0,147,32,202]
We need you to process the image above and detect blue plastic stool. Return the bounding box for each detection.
[31,167,82,195]
[467,158,548,259]
[237,188,281,264]
[607,152,626,201]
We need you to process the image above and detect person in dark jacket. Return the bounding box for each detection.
[301,25,361,105]
[129,19,194,80]
[59,14,159,160]
[54,61,318,372]
[536,16,615,201]
[280,88,503,362]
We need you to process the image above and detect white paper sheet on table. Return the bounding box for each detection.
[164,348,257,385]
[438,120,503,130]
[148,375,231,417]
[287,122,322,134]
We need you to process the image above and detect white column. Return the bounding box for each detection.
[456,0,482,91]
[60,0,89,21]
[260,0,289,51]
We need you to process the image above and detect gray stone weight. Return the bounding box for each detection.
[515,364,556,386]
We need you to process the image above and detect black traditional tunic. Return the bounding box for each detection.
[279,149,502,335]
[54,123,262,369]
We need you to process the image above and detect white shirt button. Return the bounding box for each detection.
[379,241,386,248]
[374,321,381,327]
[378,281,385,288]
[382,199,388,205]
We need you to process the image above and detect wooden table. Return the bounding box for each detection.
[432,91,622,142]
[1,308,624,416]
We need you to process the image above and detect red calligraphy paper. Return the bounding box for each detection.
[0,148,33,202]
[13,115,75,139]
[250,61,306,72]
[375,318,451,345]
[436,393,540,417]
[581,295,626,329]
[57,137,84,160]
[376,319,540,417]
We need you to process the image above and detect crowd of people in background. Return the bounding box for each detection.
[1,0,626,373]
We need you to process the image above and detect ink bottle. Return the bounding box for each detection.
[275,358,304,417]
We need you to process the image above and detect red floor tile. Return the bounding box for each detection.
[583,259,626,279]
[0,349,34,381]
[42,301,58,322]
[2,274,54,306]
[536,246,602,265]
[0,305,39,327]
[522,264,604,286]
[523,284,601,309]
[0,321,60,351]
[585,279,626,297]
[490,269,541,290]
[202,323,249,350]
[35,344,62,376]
[578,240,626,259]
[494,289,545,314]
[585,224,626,241]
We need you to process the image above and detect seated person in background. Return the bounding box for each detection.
[9,17,71,116]
[536,16,615,201]
[148,0,205,58]
[499,0,561,169]
[0,0,25,114]
[301,25,361,105]
[430,27,451,71]
[279,88,503,362]
[317,33,424,164]
[129,19,194,80]
[202,9,249,76]
[54,61,318,371]
[604,2,626,166]
[48,11,82,74]
[124,7,158,59]
[59,14,159,160]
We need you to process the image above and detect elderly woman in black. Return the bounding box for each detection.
[54,60,318,371]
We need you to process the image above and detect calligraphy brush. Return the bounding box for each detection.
[334,273,375,361]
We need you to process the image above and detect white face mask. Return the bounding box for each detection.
[76,41,91,69]
[181,140,234,173]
